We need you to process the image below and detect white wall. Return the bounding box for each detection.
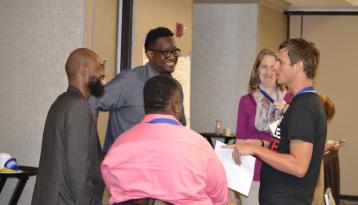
[191,3,258,133]
[0,0,86,204]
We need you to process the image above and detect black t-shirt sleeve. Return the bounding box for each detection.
[286,106,315,143]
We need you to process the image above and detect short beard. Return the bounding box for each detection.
[88,77,105,97]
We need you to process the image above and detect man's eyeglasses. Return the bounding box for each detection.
[149,48,181,58]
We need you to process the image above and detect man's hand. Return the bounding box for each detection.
[222,142,258,165]
[324,140,339,154]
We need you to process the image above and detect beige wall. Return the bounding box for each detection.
[85,1,117,203]
[258,0,289,51]
[132,0,193,67]
[289,14,358,196]
[86,0,118,146]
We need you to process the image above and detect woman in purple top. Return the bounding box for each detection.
[236,49,291,205]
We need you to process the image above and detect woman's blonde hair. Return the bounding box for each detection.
[248,49,285,92]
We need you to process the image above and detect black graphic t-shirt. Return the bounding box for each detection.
[259,92,327,205]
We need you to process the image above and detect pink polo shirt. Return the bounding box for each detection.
[101,114,228,205]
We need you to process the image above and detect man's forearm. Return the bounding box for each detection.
[253,140,312,177]
[254,148,305,177]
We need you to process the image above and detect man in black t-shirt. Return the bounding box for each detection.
[259,91,327,205]
[224,38,327,205]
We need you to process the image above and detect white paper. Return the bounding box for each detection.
[214,141,256,196]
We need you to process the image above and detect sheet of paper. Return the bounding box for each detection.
[214,141,256,196]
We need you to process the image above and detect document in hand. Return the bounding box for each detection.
[214,141,256,196]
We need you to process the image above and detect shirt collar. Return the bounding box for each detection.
[145,62,172,78]
[145,63,160,77]
[141,114,181,124]
[67,85,86,99]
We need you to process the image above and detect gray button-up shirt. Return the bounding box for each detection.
[88,63,186,153]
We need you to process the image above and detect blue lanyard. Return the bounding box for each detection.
[294,86,316,97]
[259,88,275,103]
[147,118,180,125]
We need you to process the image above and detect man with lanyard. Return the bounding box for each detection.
[101,75,228,205]
[224,38,327,205]
[88,27,186,153]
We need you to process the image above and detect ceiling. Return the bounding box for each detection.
[286,0,358,8]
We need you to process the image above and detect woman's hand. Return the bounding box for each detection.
[274,99,287,110]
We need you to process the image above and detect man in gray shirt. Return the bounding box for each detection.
[89,27,186,153]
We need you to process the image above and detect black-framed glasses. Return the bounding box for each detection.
[149,48,181,58]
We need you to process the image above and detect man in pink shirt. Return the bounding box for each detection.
[101,75,228,205]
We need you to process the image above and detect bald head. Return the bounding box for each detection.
[65,48,98,81]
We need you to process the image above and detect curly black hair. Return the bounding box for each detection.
[144,27,174,52]
[144,75,178,113]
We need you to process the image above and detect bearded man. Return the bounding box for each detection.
[32,48,106,205]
